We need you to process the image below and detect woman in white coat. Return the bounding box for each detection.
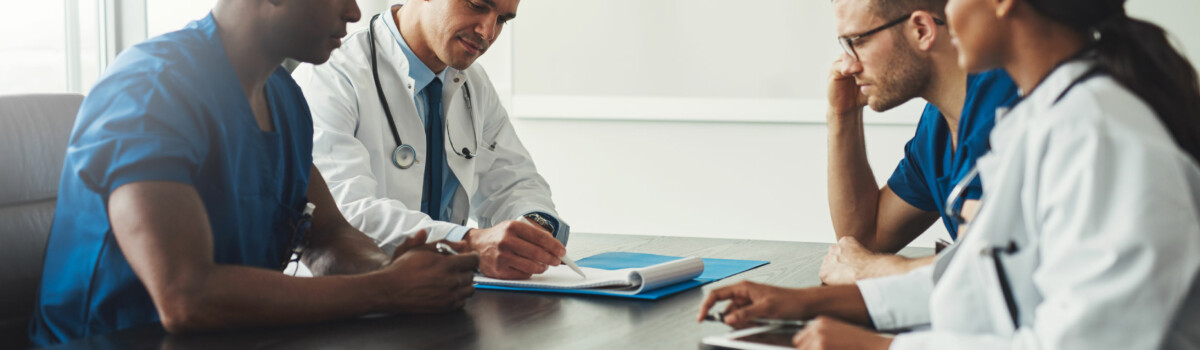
[699,0,1200,348]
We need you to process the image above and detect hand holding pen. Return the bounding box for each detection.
[441,241,585,279]
[373,231,480,313]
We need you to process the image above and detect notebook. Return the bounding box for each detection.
[473,252,770,300]
[474,256,704,295]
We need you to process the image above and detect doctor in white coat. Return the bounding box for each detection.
[294,0,568,280]
[699,0,1200,348]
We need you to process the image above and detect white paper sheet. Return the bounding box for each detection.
[474,257,704,295]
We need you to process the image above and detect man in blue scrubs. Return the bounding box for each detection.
[820,0,1019,284]
[30,0,479,346]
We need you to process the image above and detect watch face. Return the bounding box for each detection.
[524,214,553,232]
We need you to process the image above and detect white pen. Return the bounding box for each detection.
[560,255,587,279]
[520,215,585,279]
[435,242,459,255]
[752,318,807,327]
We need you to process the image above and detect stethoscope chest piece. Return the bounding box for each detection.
[392,144,417,169]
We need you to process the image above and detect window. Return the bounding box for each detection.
[0,1,102,95]
[146,0,217,38]
[0,1,66,94]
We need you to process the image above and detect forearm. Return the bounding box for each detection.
[802,284,873,327]
[159,264,384,333]
[304,167,391,275]
[302,224,390,276]
[827,110,882,244]
[859,254,935,281]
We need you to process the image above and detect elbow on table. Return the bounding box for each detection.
[158,298,210,333]
[156,288,219,334]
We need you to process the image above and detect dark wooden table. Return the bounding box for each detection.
[39,233,931,350]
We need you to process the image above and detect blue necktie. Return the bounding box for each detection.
[422,78,445,220]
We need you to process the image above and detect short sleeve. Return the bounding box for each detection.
[887,138,938,212]
[69,69,209,195]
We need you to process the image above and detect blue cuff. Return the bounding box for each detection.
[446,226,471,242]
[525,211,569,246]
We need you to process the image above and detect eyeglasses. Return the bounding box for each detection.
[838,14,946,62]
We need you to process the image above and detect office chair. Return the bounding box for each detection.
[0,93,84,347]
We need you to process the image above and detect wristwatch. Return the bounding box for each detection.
[523,212,555,233]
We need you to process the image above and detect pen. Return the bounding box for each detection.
[750,318,807,327]
[703,312,807,327]
[436,242,459,255]
[519,215,585,279]
[559,255,587,279]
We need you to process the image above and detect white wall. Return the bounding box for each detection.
[112,0,1200,247]
[475,0,1200,247]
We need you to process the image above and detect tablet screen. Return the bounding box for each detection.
[733,326,802,346]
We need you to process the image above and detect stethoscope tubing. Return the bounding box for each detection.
[367,13,478,169]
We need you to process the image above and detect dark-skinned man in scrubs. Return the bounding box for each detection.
[30,0,479,346]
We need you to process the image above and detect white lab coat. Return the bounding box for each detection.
[857,60,1200,349]
[292,11,563,252]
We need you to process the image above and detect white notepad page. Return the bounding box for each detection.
[474,257,704,295]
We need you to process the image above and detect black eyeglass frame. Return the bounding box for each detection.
[838,13,947,62]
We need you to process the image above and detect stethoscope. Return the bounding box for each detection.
[368,13,479,169]
[942,47,1102,234]
[938,62,1108,329]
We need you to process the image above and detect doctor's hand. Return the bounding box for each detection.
[698,281,813,329]
[463,220,566,280]
[827,56,869,119]
[793,316,892,350]
[373,230,480,313]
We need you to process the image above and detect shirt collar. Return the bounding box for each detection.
[384,7,446,95]
[1020,59,1097,111]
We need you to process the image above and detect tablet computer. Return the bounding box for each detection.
[700,325,803,350]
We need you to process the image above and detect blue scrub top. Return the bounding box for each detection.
[886,70,1019,239]
[30,14,313,346]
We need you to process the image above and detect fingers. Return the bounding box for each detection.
[495,253,544,277]
[502,266,533,280]
[793,326,811,348]
[723,301,773,328]
[510,220,567,261]
[448,284,474,309]
[444,252,481,272]
[437,270,476,311]
[439,239,471,255]
[699,282,756,322]
[792,316,832,349]
[496,235,561,273]
[830,54,856,79]
[490,266,532,280]
[699,286,737,321]
[391,230,429,260]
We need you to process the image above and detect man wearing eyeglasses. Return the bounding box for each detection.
[819,0,1019,285]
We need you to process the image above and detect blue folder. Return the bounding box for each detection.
[474,252,769,300]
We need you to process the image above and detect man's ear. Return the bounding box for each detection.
[910,11,941,52]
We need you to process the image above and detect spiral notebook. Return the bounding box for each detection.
[475,256,704,295]
[473,252,769,300]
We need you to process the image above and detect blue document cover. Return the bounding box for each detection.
[474,252,769,300]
